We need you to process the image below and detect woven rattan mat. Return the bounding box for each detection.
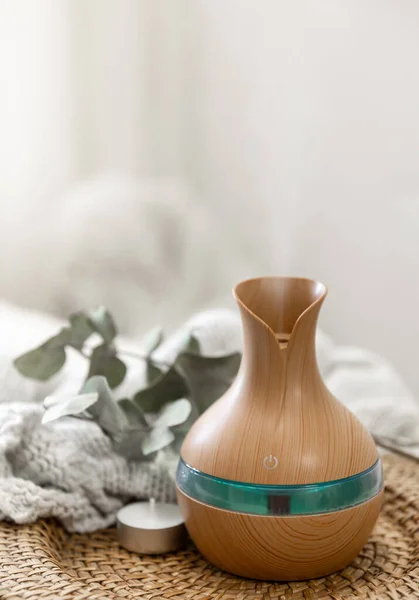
[0,454,418,600]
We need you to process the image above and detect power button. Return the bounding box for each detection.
[263,455,278,470]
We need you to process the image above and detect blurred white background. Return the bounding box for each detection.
[0,1,418,393]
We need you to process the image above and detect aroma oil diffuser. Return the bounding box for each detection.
[176,277,383,581]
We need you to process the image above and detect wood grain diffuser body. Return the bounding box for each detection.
[176,277,383,581]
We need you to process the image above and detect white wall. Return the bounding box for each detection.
[186,1,419,393]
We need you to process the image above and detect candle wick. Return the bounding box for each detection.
[150,497,156,513]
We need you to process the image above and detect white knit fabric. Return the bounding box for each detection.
[0,303,418,532]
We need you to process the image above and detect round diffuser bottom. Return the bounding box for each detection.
[176,488,383,581]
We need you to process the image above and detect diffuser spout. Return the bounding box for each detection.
[233,277,327,390]
[233,276,327,345]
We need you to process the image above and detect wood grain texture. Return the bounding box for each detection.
[177,488,384,581]
[181,277,378,484]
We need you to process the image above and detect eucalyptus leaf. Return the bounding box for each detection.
[170,398,201,451]
[88,306,117,343]
[146,361,163,384]
[118,398,149,428]
[175,351,241,413]
[111,399,150,459]
[44,394,60,409]
[42,392,98,424]
[141,326,163,356]
[81,376,127,436]
[153,398,192,428]
[68,312,94,350]
[141,426,175,456]
[112,429,151,461]
[88,344,127,388]
[184,334,201,354]
[133,365,189,414]
[13,336,67,381]
[54,327,72,346]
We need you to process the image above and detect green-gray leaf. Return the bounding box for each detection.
[42,392,98,424]
[111,398,150,459]
[81,376,127,436]
[170,400,200,453]
[146,361,163,384]
[88,344,127,389]
[133,365,189,414]
[13,336,67,381]
[153,398,192,428]
[88,306,117,343]
[68,312,94,350]
[184,334,201,354]
[141,426,175,455]
[118,398,149,428]
[175,352,241,413]
[112,429,151,461]
[54,327,72,346]
[141,326,164,356]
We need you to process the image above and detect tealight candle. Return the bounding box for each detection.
[116,498,187,554]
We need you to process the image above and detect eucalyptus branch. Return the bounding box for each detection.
[79,346,171,368]
[117,348,171,368]
[12,306,242,460]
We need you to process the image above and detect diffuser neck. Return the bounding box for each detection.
[234,277,327,405]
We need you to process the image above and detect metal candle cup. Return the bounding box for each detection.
[116,498,187,555]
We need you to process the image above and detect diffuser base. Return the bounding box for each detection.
[176,488,383,581]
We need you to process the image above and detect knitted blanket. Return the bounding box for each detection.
[0,303,418,532]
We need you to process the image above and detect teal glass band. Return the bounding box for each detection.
[176,458,383,516]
